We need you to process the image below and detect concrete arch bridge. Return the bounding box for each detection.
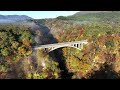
[34,40,88,53]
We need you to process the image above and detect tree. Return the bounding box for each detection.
[56,16,68,20]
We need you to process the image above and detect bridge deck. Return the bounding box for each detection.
[34,40,88,49]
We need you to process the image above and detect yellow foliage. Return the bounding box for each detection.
[18,47,26,55]
[33,72,40,79]
[30,66,33,69]
[23,39,30,46]
[27,73,32,79]
[103,45,106,49]
[98,34,101,37]
[28,60,31,65]
[66,56,92,75]
[54,72,59,78]
[93,56,99,62]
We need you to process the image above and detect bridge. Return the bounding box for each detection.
[34,40,88,53]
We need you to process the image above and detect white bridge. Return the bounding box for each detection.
[34,40,88,53]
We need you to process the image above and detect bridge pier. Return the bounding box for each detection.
[78,44,80,48]
[79,44,80,48]
[81,43,83,49]
[74,44,76,47]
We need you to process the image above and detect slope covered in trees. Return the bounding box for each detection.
[42,18,120,79]
[1,11,120,79]
[0,23,61,79]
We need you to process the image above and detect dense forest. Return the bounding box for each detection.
[0,11,120,79]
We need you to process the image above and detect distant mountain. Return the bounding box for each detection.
[0,15,33,23]
[67,11,120,22]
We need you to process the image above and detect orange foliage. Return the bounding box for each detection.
[23,39,30,46]
[18,47,26,55]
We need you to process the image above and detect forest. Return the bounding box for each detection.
[0,11,120,79]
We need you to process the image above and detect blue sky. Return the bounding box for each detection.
[0,11,79,19]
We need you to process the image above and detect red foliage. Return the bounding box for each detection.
[79,27,85,36]
[78,72,83,77]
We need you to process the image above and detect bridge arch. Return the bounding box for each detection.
[47,45,83,53]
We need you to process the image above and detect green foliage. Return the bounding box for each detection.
[1,48,9,56]
[0,65,8,72]
[56,16,68,20]
[0,24,33,58]
[0,24,34,79]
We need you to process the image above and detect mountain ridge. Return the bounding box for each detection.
[72,11,112,16]
[66,11,120,22]
[0,15,33,23]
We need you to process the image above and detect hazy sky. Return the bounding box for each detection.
[0,11,79,19]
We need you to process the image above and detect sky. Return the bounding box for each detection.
[0,11,79,19]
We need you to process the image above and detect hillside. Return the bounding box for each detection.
[66,11,120,22]
[72,11,110,16]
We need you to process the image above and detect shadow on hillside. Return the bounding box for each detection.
[86,63,119,79]
[35,22,74,79]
